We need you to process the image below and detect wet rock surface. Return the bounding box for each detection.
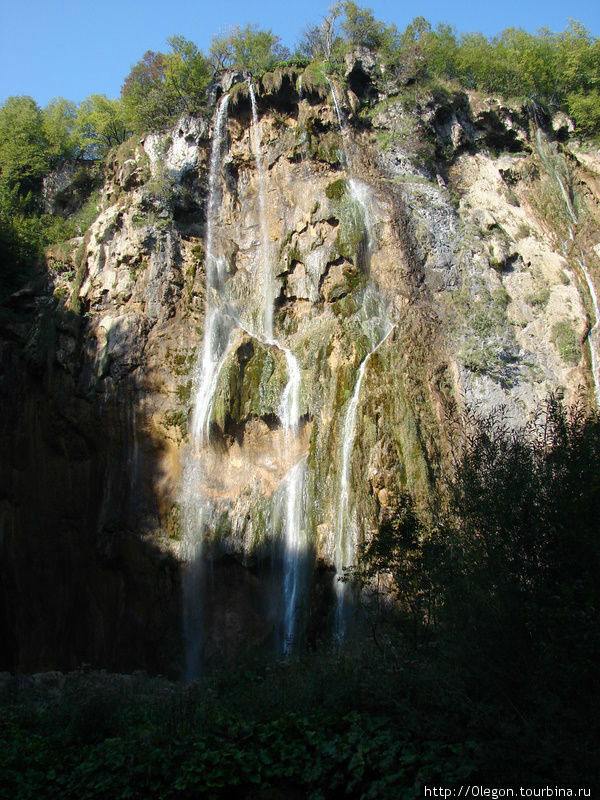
[1,65,599,674]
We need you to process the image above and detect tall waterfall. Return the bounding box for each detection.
[326,76,393,635]
[181,94,230,680]
[248,81,275,340]
[188,94,231,444]
[334,324,395,637]
[248,79,307,654]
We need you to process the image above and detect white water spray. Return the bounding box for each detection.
[278,347,306,653]
[248,80,308,652]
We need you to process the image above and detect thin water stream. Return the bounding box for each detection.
[534,126,600,404]
[334,324,395,637]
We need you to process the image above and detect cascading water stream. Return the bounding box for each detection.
[181,94,230,679]
[535,128,578,225]
[326,77,352,170]
[188,94,231,445]
[248,80,275,340]
[334,324,395,637]
[535,125,600,404]
[248,79,307,652]
[326,78,374,258]
[577,252,600,406]
[278,350,306,653]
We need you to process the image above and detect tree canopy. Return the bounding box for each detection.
[209,25,289,74]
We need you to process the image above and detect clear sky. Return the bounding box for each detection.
[1,0,599,107]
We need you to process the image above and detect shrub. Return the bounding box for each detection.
[552,319,580,364]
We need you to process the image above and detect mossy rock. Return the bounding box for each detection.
[211,340,289,428]
[307,131,343,166]
[335,196,368,263]
[325,179,347,201]
[229,81,251,110]
[301,65,330,102]
[260,67,299,98]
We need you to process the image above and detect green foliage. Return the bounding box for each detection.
[552,319,581,364]
[325,178,347,200]
[121,37,211,133]
[567,89,600,139]
[42,97,82,163]
[75,94,130,159]
[352,398,600,778]
[0,96,48,206]
[209,24,289,75]
[176,380,192,405]
[340,1,400,55]
[73,190,101,234]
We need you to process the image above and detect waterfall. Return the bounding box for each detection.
[334,324,395,637]
[188,94,231,445]
[535,126,600,405]
[576,252,600,406]
[248,80,275,340]
[280,458,306,654]
[535,128,578,225]
[277,341,305,654]
[326,77,351,170]
[248,80,307,653]
[181,94,230,680]
[326,78,374,260]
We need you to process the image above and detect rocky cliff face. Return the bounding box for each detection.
[2,60,599,675]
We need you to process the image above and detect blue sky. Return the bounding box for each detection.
[1,0,599,107]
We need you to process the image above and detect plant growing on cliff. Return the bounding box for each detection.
[552,319,581,364]
[209,25,289,74]
[121,37,212,131]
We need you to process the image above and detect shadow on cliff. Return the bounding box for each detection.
[0,265,183,678]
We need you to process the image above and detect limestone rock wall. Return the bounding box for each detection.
[2,63,599,673]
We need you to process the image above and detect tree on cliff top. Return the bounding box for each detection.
[209,25,289,74]
[340,1,399,53]
[121,37,211,132]
[0,97,48,205]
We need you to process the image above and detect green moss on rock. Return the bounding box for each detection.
[326,179,347,201]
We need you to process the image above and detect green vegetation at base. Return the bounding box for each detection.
[2,397,598,794]
[0,667,475,800]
